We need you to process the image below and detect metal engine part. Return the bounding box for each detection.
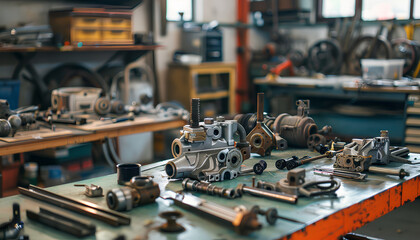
[161,191,262,235]
[273,100,320,148]
[0,99,11,119]
[107,176,160,211]
[337,130,411,165]
[247,93,287,156]
[307,133,327,151]
[166,98,251,182]
[182,178,237,199]
[51,87,103,113]
[256,168,341,197]
[334,132,410,179]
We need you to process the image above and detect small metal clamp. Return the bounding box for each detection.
[74,184,103,197]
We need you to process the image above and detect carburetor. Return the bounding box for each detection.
[165,98,251,182]
[106,176,160,211]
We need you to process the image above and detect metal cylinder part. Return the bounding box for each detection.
[273,113,318,148]
[94,97,111,115]
[110,100,125,115]
[106,187,134,211]
[117,163,141,185]
[8,115,21,130]
[0,119,11,137]
[368,166,409,179]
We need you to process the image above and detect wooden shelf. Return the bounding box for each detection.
[0,44,162,53]
[0,116,186,157]
[194,91,229,100]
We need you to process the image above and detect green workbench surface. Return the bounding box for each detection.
[1,149,420,240]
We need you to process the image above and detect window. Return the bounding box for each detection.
[362,0,410,21]
[166,0,193,21]
[414,0,420,19]
[322,0,356,18]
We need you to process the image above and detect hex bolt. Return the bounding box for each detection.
[190,98,200,128]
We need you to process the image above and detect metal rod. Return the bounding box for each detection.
[18,186,130,226]
[257,93,264,122]
[314,168,367,180]
[300,149,343,164]
[368,166,409,179]
[26,208,96,237]
[27,185,129,221]
[241,185,298,204]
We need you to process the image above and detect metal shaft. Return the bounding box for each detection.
[242,185,298,204]
[314,168,366,180]
[300,149,343,164]
[18,185,130,226]
[190,98,200,128]
[368,166,409,179]
[257,93,264,122]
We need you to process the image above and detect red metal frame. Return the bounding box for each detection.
[281,176,420,239]
[236,0,250,113]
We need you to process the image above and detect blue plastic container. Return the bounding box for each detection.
[0,79,20,109]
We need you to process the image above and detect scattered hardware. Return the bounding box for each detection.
[246,93,287,156]
[334,131,411,179]
[117,163,142,185]
[314,167,367,180]
[250,205,304,225]
[339,130,411,165]
[107,176,160,211]
[235,100,330,149]
[182,178,237,199]
[26,208,96,237]
[256,168,341,197]
[275,156,299,170]
[161,191,262,235]
[0,203,24,240]
[74,184,103,197]
[0,100,38,137]
[158,211,185,233]
[273,100,325,148]
[239,160,268,175]
[235,183,298,204]
[165,98,251,182]
[18,185,130,226]
[334,154,409,179]
[279,149,342,170]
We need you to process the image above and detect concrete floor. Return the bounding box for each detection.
[354,197,420,239]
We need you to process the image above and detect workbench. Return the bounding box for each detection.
[1,149,419,240]
[254,76,420,145]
